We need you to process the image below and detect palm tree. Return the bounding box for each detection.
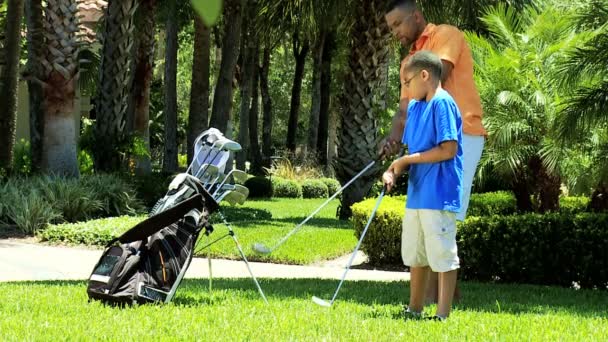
[94,0,137,172]
[336,0,392,219]
[37,0,82,177]
[0,0,24,173]
[187,14,210,165]
[129,0,157,175]
[25,0,45,173]
[162,0,178,173]
[554,0,608,211]
[208,0,245,133]
[468,3,584,212]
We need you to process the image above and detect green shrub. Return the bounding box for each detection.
[2,188,61,234]
[35,176,103,223]
[560,196,590,214]
[210,206,272,223]
[466,191,517,216]
[320,178,340,195]
[12,139,31,176]
[40,216,145,246]
[271,177,302,198]
[125,171,174,208]
[352,197,608,288]
[244,176,273,198]
[81,174,144,217]
[301,179,328,198]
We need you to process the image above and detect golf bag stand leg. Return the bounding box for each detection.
[218,211,269,304]
[207,233,213,292]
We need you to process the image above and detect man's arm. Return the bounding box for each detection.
[441,60,453,84]
[380,97,409,158]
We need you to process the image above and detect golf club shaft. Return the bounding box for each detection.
[218,211,269,304]
[266,159,377,253]
[329,187,387,304]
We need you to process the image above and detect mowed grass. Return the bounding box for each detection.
[41,198,356,265]
[0,279,606,340]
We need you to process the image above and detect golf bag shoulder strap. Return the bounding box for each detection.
[106,194,205,247]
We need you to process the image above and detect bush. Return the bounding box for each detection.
[40,216,145,246]
[81,174,144,217]
[320,178,340,195]
[301,179,329,198]
[34,176,103,223]
[560,196,590,214]
[352,197,608,288]
[125,171,174,208]
[244,176,273,198]
[1,184,61,234]
[271,177,302,198]
[466,191,517,216]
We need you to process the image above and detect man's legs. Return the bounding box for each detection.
[425,134,484,303]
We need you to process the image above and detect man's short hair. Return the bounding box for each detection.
[404,50,443,81]
[386,0,417,14]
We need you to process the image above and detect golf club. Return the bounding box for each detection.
[252,159,377,254]
[312,185,388,307]
[214,184,249,203]
[212,169,247,197]
[198,138,242,180]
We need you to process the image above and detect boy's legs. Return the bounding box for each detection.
[420,209,459,318]
[402,209,430,314]
[425,134,484,303]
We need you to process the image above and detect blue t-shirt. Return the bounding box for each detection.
[402,89,463,212]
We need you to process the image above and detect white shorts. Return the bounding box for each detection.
[458,134,485,221]
[401,209,459,273]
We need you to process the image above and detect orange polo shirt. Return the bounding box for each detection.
[400,23,486,136]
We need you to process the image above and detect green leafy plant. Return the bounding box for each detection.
[301,179,329,198]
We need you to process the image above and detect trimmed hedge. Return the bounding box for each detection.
[271,177,303,198]
[320,178,341,195]
[466,191,516,216]
[351,194,607,288]
[302,179,329,198]
[40,216,145,246]
[244,176,273,198]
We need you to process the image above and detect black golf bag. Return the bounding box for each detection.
[87,174,218,305]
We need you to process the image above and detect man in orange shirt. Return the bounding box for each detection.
[381,0,486,310]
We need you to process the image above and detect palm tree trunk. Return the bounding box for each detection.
[40,0,80,177]
[236,13,255,171]
[286,31,309,153]
[249,46,264,175]
[588,182,608,212]
[94,0,137,172]
[187,15,210,164]
[307,30,325,159]
[529,155,561,212]
[317,30,335,167]
[0,0,24,172]
[260,47,272,166]
[209,0,244,133]
[25,0,44,173]
[337,0,391,219]
[162,0,178,172]
[129,0,156,175]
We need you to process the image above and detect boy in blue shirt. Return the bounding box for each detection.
[383,50,463,321]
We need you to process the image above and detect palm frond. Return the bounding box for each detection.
[556,80,608,140]
[555,28,608,87]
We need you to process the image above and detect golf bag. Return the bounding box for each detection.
[87,174,219,305]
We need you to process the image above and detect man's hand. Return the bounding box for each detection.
[378,138,401,160]
[383,157,410,192]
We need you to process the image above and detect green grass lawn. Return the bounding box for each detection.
[1,279,606,340]
[41,198,357,265]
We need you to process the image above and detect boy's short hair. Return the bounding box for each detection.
[403,50,443,82]
[386,0,416,14]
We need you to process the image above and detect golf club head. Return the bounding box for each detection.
[312,296,332,307]
[221,190,247,205]
[252,243,272,254]
[167,173,189,191]
[216,138,242,152]
[233,184,249,198]
[230,169,248,184]
[194,163,219,180]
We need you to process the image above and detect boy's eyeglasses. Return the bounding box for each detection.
[403,72,420,87]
